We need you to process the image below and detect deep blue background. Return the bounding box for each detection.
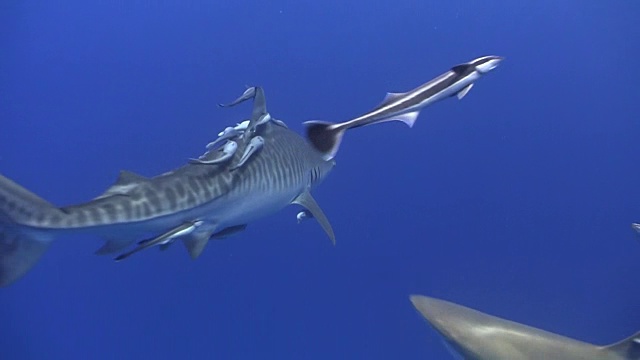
[1,1,639,359]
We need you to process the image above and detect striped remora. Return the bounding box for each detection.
[305,55,504,160]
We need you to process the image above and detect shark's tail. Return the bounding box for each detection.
[0,174,61,287]
[304,121,345,161]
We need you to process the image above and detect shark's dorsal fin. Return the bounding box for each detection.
[292,191,335,245]
[600,331,640,359]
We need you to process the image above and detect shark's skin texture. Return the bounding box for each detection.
[410,295,640,360]
[0,88,336,286]
[305,55,503,160]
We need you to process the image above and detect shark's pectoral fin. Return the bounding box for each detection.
[600,331,640,358]
[115,221,200,261]
[292,191,335,245]
[632,223,640,235]
[455,83,474,100]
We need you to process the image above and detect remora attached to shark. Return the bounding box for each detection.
[410,295,640,360]
[0,87,337,286]
[305,55,504,160]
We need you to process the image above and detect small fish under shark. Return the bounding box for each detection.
[305,55,504,160]
[0,86,338,287]
[410,295,640,360]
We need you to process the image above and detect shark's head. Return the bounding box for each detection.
[410,295,497,358]
[472,55,504,74]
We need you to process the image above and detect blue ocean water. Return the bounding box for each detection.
[1,1,639,359]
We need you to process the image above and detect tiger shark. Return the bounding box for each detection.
[305,55,503,160]
[0,87,336,286]
[410,295,640,360]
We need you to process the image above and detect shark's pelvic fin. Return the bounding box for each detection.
[181,230,214,260]
[181,224,247,259]
[292,191,335,245]
[115,221,200,261]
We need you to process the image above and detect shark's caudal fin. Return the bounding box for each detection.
[0,174,60,287]
[304,121,345,161]
[601,331,640,359]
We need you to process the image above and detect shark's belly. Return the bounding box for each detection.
[199,185,301,229]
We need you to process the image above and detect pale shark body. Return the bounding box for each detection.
[0,87,335,286]
[305,55,503,160]
[410,295,640,360]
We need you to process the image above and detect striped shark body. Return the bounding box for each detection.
[0,88,335,287]
[305,55,503,160]
[410,295,640,360]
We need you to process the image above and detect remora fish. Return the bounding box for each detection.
[410,295,640,360]
[305,55,503,160]
[0,87,336,287]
